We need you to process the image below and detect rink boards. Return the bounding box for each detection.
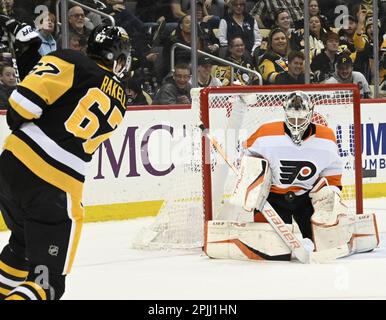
[0,99,386,230]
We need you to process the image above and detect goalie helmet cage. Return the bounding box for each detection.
[132,83,362,250]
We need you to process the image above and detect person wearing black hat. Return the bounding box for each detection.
[324,52,371,98]
[197,55,222,87]
[123,78,152,106]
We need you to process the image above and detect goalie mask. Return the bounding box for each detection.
[283,91,314,145]
[87,25,131,78]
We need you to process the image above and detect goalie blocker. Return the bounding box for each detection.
[205,158,379,262]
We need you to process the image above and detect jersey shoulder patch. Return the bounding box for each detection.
[244,121,285,148]
[314,124,337,143]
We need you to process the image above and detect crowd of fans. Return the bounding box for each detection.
[0,0,386,108]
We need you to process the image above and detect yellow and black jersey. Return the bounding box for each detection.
[4,49,127,200]
[213,55,258,86]
[258,52,288,84]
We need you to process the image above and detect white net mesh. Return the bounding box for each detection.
[132,86,361,250]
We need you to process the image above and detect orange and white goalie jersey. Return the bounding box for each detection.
[243,121,343,195]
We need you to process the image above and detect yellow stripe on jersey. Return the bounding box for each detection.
[64,196,84,274]
[9,96,40,120]
[0,287,11,296]
[19,55,75,106]
[5,293,26,300]
[258,59,276,83]
[4,134,83,200]
[24,281,47,300]
[0,261,29,278]
[83,130,114,155]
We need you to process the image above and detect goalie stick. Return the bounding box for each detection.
[199,123,349,263]
[0,0,20,83]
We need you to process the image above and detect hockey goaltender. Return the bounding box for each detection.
[204,91,379,263]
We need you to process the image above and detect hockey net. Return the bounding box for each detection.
[132,84,362,250]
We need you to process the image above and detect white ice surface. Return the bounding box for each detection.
[1,198,386,300]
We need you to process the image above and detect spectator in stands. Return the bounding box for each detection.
[68,32,87,54]
[90,1,149,78]
[66,6,93,47]
[294,0,330,30]
[339,14,358,52]
[311,31,341,83]
[185,0,221,30]
[354,9,382,83]
[250,0,304,29]
[338,14,370,79]
[36,11,57,56]
[275,50,305,84]
[258,28,289,84]
[196,55,222,87]
[173,14,195,64]
[156,0,181,23]
[170,0,189,21]
[196,1,221,55]
[2,0,14,15]
[123,78,152,106]
[214,35,258,85]
[162,14,207,78]
[218,0,262,59]
[273,9,293,38]
[88,1,146,44]
[0,63,16,109]
[325,52,371,98]
[204,0,226,17]
[153,63,192,105]
[290,15,327,60]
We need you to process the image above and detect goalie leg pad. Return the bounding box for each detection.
[204,220,291,261]
[229,156,271,212]
[312,214,354,252]
[350,214,379,253]
[312,213,379,254]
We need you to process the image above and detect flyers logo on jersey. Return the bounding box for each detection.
[279,160,317,184]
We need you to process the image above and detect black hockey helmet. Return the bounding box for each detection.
[87,24,131,77]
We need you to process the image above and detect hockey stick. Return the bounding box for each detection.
[200,124,349,263]
[0,0,20,83]
[199,123,240,177]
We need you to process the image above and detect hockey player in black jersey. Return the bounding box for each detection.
[0,23,131,300]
